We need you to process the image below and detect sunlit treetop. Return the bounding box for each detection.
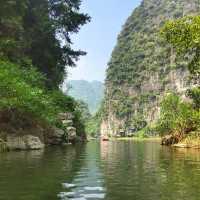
[161,15,200,78]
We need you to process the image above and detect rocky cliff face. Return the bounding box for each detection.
[0,110,78,151]
[101,0,199,136]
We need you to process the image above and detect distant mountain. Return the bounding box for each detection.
[67,80,104,114]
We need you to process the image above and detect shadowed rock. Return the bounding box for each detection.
[7,135,44,150]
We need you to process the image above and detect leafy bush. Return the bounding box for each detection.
[0,60,57,122]
[187,87,200,109]
[85,110,102,137]
[130,115,147,132]
[85,118,99,137]
[156,93,200,138]
[137,129,149,139]
[0,60,87,137]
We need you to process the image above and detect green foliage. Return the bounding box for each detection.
[0,0,27,61]
[114,96,133,119]
[76,100,91,123]
[161,15,200,80]
[161,15,200,108]
[129,115,147,132]
[0,0,90,88]
[159,15,200,140]
[74,100,91,137]
[0,60,57,122]
[137,129,149,139]
[103,0,199,132]
[85,113,101,137]
[0,60,87,137]
[187,87,200,108]
[67,80,104,114]
[0,0,90,139]
[156,93,200,137]
[49,90,76,114]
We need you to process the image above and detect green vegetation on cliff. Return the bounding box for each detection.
[85,110,102,137]
[156,15,200,143]
[102,0,199,136]
[0,0,90,140]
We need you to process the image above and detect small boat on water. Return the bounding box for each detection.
[101,136,109,141]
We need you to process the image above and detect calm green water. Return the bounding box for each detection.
[1,140,200,200]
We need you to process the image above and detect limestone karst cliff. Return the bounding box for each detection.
[101,0,199,136]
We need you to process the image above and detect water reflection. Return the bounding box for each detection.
[0,145,86,200]
[1,141,200,200]
[158,147,200,200]
[100,140,200,200]
[58,142,106,199]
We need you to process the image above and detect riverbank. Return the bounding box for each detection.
[112,137,161,141]
[173,135,200,149]
[113,136,200,149]
[0,111,84,152]
[161,133,200,149]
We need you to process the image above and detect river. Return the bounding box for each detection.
[0,140,200,200]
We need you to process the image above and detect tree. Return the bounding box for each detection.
[161,16,200,107]
[0,0,27,61]
[76,100,91,123]
[0,0,90,89]
[24,0,90,88]
[158,16,200,139]
[161,16,200,77]
[156,93,200,139]
[0,0,90,140]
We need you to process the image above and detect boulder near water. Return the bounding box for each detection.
[47,127,65,145]
[67,126,77,143]
[57,112,78,143]
[161,135,179,146]
[7,135,44,150]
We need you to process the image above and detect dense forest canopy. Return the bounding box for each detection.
[0,0,90,140]
[0,0,90,88]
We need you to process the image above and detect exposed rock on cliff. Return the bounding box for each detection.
[0,109,78,151]
[101,0,199,136]
[7,135,44,150]
[58,112,78,144]
[47,127,65,145]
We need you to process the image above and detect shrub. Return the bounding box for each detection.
[137,129,149,139]
[0,60,57,122]
[156,93,200,139]
[187,87,200,109]
[0,60,87,137]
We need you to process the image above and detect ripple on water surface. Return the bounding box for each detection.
[58,143,106,200]
[2,141,200,200]
[58,183,105,199]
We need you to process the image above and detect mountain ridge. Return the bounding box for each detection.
[67,80,104,114]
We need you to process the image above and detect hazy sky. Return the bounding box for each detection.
[68,0,142,82]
